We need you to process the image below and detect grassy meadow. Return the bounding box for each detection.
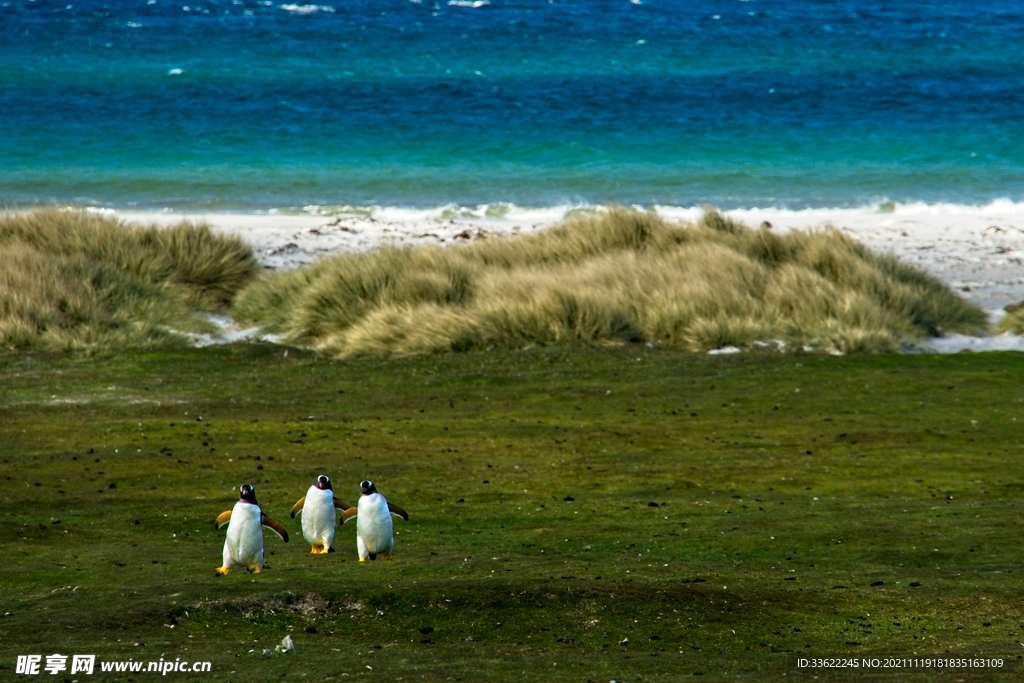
[2,344,1024,681]
[0,207,1019,680]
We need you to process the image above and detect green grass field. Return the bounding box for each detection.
[2,345,1023,681]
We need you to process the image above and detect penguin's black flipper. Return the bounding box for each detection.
[387,502,409,521]
[290,497,306,519]
[215,510,232,530]
[341,507,358,524]
[262,514,289,542]
[333,496,351,511]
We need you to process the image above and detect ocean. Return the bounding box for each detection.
[3,0,1024,213]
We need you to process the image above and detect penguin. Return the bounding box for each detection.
[341,479,408,561]
[290,474,351,554]
[214,484,288,576]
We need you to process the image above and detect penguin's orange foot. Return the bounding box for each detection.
[358,557,368,563]
[310,545,323,555]
[214,566,230,577]
[249,565,261,574]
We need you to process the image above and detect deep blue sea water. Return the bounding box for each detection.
[3,0,1024,211]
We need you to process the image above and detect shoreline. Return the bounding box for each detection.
[108,201,1024,312]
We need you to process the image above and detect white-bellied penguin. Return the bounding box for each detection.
[290,474,351,554]
[341,480,409,561]
[214,484,288,576]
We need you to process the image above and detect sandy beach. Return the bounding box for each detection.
[116,201,1024,313]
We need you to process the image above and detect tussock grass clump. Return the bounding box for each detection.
[0,209,259,352]
[996,303,1024,335]
[234,208,986,357]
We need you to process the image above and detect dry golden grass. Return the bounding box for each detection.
[234,207,986,357]
[0,209,259,352]
[996,308,1024,335]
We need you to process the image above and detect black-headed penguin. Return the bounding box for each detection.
[290,474,350,554]
[214,484,288,576]
[341,480,409,561]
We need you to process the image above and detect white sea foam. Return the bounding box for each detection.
[447,0,489,7]
[278,3,334,13]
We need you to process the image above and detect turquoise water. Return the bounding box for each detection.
[2,0,1024,210]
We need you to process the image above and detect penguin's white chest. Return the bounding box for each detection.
[302,486,336,547]
[357,494,393,554]
[225,501,263,565]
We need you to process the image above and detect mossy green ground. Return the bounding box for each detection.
[1,346,1023,681]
